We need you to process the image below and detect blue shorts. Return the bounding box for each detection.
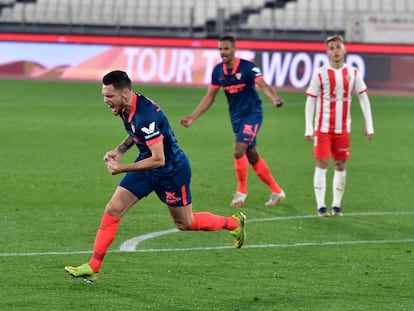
[232,115,262,148]
[119,155,192,207]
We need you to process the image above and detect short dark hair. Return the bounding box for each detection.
[102,70,131,90]
[219,35,236,47]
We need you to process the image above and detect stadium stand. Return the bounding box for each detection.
[0,0,412,40]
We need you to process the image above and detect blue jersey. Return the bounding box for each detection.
[120,92,186,176]
[211,58,264,122]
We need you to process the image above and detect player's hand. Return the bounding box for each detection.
[365,129,374,141]
[274,96,284,108]
[104,149,122,162]
[305,135,314,142]
[105,159,122,175]
[180,116,193,128]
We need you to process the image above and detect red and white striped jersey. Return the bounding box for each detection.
[306,64,368,134]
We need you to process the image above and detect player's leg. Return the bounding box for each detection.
[235,116,284,206]
[87,186,138,271]
[167,204,246,248]
[230,118,257,206]
[331,133,350,216]
[65,187,138,282]
[313,132,330,216]
[231,141,249,206]
[247,147,285,206]
[65,171,151,282]
[159,155,246,248]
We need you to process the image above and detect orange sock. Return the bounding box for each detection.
[252,157,282,193]
[88,212,121,272]
[189,212,238,231]
[234,155,249,194]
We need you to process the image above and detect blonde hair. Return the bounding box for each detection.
[325,35,345,45]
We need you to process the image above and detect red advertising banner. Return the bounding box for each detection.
[0,33,413,93]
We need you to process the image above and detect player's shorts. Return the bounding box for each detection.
[232,115,262,147]
[313,131,350,160]
[119,155,192,207]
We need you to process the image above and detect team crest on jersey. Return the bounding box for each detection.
[131,124,136,133]
[235,73,242,80]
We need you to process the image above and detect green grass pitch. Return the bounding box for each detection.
[0,79,413,310]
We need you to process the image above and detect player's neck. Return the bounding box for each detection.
[124,91,133,113]
[330,61,344,69]
[225,58,236,69]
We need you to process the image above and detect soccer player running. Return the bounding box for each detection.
[65,70,246,283]
[305,35,374,217]
[180,35,285,208]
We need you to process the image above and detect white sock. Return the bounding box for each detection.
[332,170,346,207]
[313,167,327,209]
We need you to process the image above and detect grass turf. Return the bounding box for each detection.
[0,79,413,310]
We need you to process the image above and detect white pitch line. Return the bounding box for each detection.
[129,239,414,253]
[120,228,179,252]
[1,239,414,257]
[250,210,414,222]
[1,211,413,257]
[119,210,414,251]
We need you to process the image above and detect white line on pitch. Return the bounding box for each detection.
[1,211,413,257]
[1,239,414,257]
[119,210,414,251]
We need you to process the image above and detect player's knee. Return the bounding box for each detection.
[104,201,124,218]
[174,220,192,231]
[233,150,245,159]
[334,160,346,171]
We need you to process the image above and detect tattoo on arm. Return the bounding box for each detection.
[117,136,134,154]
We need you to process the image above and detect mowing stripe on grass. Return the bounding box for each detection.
[1,211,413,257]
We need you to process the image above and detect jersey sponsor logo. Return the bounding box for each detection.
[243,124,255,136]
[141,121,155,134]
[223,82,246,94]
[165,191,182,205]
[252,66,262,76]
[141,121,160,139]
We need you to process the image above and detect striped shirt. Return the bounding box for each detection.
[306,64,368,134]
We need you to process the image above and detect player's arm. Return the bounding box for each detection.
[103,135,134,162]
[357,91,374,141]
[354,69,374,140]
[180,87,219,127]
[106,139,165,175]
[255,78,283,107]
[305,95,316,142]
